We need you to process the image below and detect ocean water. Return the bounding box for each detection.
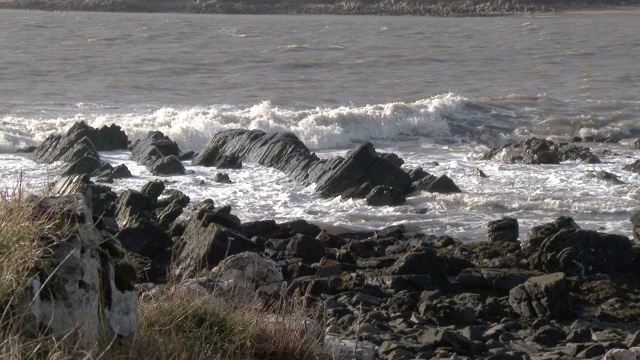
[1,10,639,241]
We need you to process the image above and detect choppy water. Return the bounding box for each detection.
[1,10,639,240]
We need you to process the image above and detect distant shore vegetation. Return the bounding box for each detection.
[0,0,638,16]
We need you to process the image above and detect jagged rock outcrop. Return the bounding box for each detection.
[115,188,173,282]
[193,129,458,202]
[129,131,186,175]
[32,121,130,178]
[19,194,137,345]
[483,137,601,164]
[171,204,257,281]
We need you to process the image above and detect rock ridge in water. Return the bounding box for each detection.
[194,129,459,202]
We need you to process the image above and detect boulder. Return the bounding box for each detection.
[206,252,284,297]
[18,194,137,345]
[171,211,257,281]
[129,131,185,175]
[528,228,633,275]
[508,272,570,319]
[386,249,450,287]
[487,217,519,242]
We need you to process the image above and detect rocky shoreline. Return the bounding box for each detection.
[11,122,640,359]
[1,0,639,16]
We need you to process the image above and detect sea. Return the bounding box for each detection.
[1,9,639,241]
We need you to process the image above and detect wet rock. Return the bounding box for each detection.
[62,153,102,176]
[487,217,519,242]
[528,228,633,275]
[212,154,242,169]
[213,172,233,183]
[418,328,481,356]
[129,131,185,175]
[483,137,600,164]
[365,185,406,206]
[34,121,127,165]
[92,163,132,182]
[474,167,488,178]
[508,272,570,319]
[622,159,640,174]
[411,173,462,194]
[193,130,420,199]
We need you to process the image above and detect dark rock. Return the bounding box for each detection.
[522,216,580,251]
[62,154,102,176]
[418,328,478,356]
[265,233,326,264]
[483,137,600,164]
[473,168,488,178]
[111,164,132,178]
[155,189,190,230]
[88,123,129,151]
[528,228,633,275]
[193,130,415,199]
[379,152,404,167]
[34,121,127,165]
[487,217,519,242]
[211,154,242,169]
[365,185,406,206]
[340,181,374,199]
[141,179,166,201]
[575,343,606,358]
[316,230,347,248]
[213,172,233,183]
[129,131,185,175]
[508,272,570,319]
[386,249,450,287]
[623,159,640,174]
[457,268,537,292]
[566,328,593,343]
[411,174,462,194]
[171,216,257,281]
[114,189,172,282]
[631,210,640,245]
[240,219,279,238]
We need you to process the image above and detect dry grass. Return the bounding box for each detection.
[131,285,324,360]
